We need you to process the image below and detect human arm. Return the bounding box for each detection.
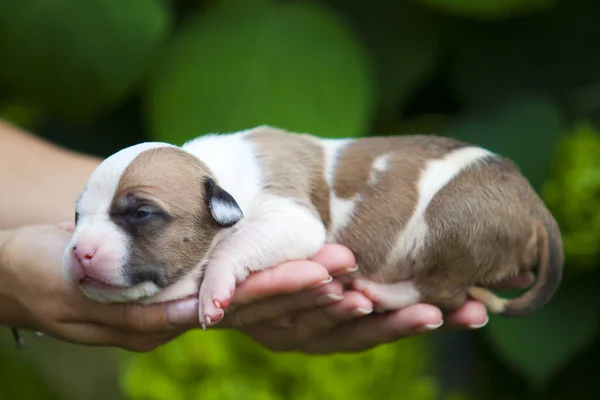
[0,120,100,229]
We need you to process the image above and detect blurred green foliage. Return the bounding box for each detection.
[122,330,441,400]
[1,0,600,399]
[544,123,600,271]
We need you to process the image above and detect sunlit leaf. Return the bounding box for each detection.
[543,122,600,272]
[146,0,373,143]
[120,330,439,400]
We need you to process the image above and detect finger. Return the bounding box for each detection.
[309,244,357,276]
[441,300,489,330]
[292,291,374,342]
[54,322,184,352]
[234,291,374,353]
[220,280,344,328]
[231,260,331,306]
[301,304,443,354]
[78,299,193,334]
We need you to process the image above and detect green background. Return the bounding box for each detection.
[1,0,600,398]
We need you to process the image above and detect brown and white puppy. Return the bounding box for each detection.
[61,125,564,328]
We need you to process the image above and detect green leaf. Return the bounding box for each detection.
[542,122,600,272]
[441,96,565,190]
[414,0,555,19]
[450,0,600,109]
[146,0,373,143]
[0,0,170,121]
[324,0,442,117]
[483,281,600,390]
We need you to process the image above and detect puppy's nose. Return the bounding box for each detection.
[72,245,97,267]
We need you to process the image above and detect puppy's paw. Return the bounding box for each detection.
[352,278,386,313]
[56,221,75,233]
[352,278,422,312]
[198,271,236,330]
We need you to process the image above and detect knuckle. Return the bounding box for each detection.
[121,305,140,331]
[121,304,168,334]
[311,281,343,297]
[293,323,318,343]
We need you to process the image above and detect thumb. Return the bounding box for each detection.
[85,297,199,333]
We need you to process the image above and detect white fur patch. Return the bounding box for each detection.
[210,197,244,226]
[368,153,391,185]
[386,146,493,266]
[182,130,263,215]
[321,138,358,239]
[82,281,161,304]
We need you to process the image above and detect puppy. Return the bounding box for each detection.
[61,125,564,328]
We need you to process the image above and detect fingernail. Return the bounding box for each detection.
[166,299,199,325]
[351,307,373,316]
[309,276,333,289]
[415,319,444,333]
[315,293,344,306]
[469,316,489,330]
[332,265,359,276]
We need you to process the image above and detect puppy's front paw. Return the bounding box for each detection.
[198,271,236,330]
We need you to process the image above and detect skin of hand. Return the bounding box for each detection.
[211,245,493,353]
[0,224,532,354]
[0,225,198,352]
[174,245,533,354]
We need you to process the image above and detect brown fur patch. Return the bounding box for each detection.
[245,127,331,230]
[332,135,469,279]
[110,147,219,287]
[414,156,562,312]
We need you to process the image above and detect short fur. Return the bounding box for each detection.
[62,125,564,326]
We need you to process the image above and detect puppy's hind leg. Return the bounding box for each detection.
[352,279,423,313]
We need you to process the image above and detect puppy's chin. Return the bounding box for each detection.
[78,270,202,305]
[136,274,201,305]
[79,280,161,304]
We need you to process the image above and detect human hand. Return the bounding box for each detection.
[0,225,201,352]
[210,244,533,353]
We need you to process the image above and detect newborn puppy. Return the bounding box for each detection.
[62,126,564,328]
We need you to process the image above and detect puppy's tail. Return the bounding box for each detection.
[467,220,564,317]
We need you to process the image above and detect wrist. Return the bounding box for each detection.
[0,229,27,328]
[0,229,14,272]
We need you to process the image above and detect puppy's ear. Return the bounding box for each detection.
[204,178,243,228]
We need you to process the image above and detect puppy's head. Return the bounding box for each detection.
[62,143,243,303]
